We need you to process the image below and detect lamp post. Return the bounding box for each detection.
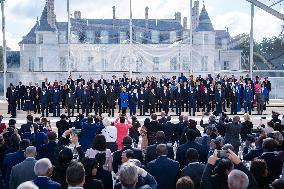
[250,3,254,79]
[67,0,71,76]
[1,0,6,99]
[129,0,133,79]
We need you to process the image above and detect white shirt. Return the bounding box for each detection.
[102,126,117,143]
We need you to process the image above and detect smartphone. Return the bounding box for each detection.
[217,150,229,158]
[72,129,81,134]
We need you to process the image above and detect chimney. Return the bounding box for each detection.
[183,17,188,29]
[192,0,200,30]
[145,6,149,28]
[46,0,56,28]
[112,6,116,19]
[175,12,181,24]
[74,11,81,19]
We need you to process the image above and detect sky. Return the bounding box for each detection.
[1,0,283,50]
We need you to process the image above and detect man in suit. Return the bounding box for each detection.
[145,131,174,163]
[81,85,90,116]
[94,87,102,116]
[16,81,26,110]
[215,86,225,115]
[188,87,197,116]
[33,82,42,114]
[146,144,180,189]
[3,139,30,188]
[101,85,108,113]
[33,158,61,189]
[7,86,18,118]
[162,116,175,144]
[56,114,70,138]
[9,146,37,189]
[138,87,146,116]
[161,86,170,115]
[6,83,13,114]
[75,82,83,114]
[174,84,183,115]
[41,88,49,117]
[148,88,156,114]
[38,131,58,164]
[66,89,75,117]
[181,148,206,189]
[176,129,207,168]
[51,87,61,117]
[107,84,116,117]
[258,138,283,183]
[112,136,144,173]
[244,85,253,115]
[129,88,138,116]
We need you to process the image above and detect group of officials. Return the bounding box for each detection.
[5,73,271,118]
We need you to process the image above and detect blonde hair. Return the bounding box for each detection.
[102,118,111,127]
[243,113,251,122]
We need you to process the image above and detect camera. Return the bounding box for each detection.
[217,150,229,158]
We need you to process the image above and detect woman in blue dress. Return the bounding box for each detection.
[23,88,34,115]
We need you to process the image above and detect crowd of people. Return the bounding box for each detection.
[6,73,271,118]
[0,109,284,189]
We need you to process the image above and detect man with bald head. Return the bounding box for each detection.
[146,144,180,189]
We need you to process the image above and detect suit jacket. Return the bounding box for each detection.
[41,91,50,104]
[176,141,206,168]
[9,158,37,189]
[16,85,26,98]
[56,120,70,138]
[66,93,75,106]
[112,146,144,173]
[3,150,26,187]
[181,162,206,189]
[33,177,61,189]
[145,143,174,163]
[162,122,175,143]
[38,141,57,163]
[146,156,180,189]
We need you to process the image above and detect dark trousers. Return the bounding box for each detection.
[162,103,169,115]
[108,101,115,117]
[244,101,252,115]
[122,107,127,115]
[216,102,222,115]
[257,103,264,115]
[176,101,182,115]
[196,99,202,112]
[89,98,94,112]
[150,103,155,114]
[53,103,60,117]
[67,104,74,117]
[41,103,49,117]
[82,103,89,116]
[34,99,40,114]
[76,99,81,113]
[17,97,24,110]
[129,104,136,116]
[10,103,16,117]
[94,103,102,115]
[102,102,108,113]
[189,102,196,116]
[231,102,237,115]
[139,102,145,116]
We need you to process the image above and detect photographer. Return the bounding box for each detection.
[200,149,257,189]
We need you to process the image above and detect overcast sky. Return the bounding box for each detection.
[1,0,283,50]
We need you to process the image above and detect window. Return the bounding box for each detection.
[121,56,128,71]
[86,31,94,43]
[38,34,43,44]
[182,56,190,71]
[223,61,230,70]
[101,58,107,71]
[101,31,109,44]
[182,31,189,43]
[204,33,209,44]
[135,32,143,44]
[28,58,34,72]
[170,31,177,43]
[170,57,178,71]
[60,57,66,71]
[151,31,159,44]
[136,56,143,71]
[201,56,208,71]
[153,57,159,71]
[120,32,127,44]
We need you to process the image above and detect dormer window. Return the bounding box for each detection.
[38,34,43,44]
[151,31,159,44]
[101,31,109,44]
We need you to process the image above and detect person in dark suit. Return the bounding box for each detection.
[33,158,61,189]
[16,81,26,110]
[3,139,30,188]
[176,129,207,168]
[75,83,83,114]
[244,85,253,115]
[6,83,13,114]
[107,84,116,117]
[148,88,156,114]
[7,86,18,118]
[33,82,42,114]
[38,131,58,164]
[56,114,70,138]
[41,88,49,117]
[161,86,170,115]
[215,86,224,115]
[162,116,175,144]
[82,86,90,117]
[20,115,33,135]
[202,88,210,113]
[146,144,180,189]
[66,89,75,117]
[258,138,283,183]
[138,87,146,116]
[145,131,174,163]
[9,146,37,189]
[129,88,138,116]
[181,148,205,189]
[76,74,85,85]
[94,87,102,116]
[188,87,197,116]
[230,87,238,115]
[174,84,184,116]
[51,88,61,117]
[112,136,144,173]
[101,85,108,114]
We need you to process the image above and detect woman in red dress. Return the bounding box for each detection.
[114,114,133,150]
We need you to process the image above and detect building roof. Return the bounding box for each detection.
[19,22,38,44]
[195,5,215,32]
[36,5,56,32]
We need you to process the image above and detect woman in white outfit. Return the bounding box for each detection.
[101,117,118,152]
[85,134,113,172]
